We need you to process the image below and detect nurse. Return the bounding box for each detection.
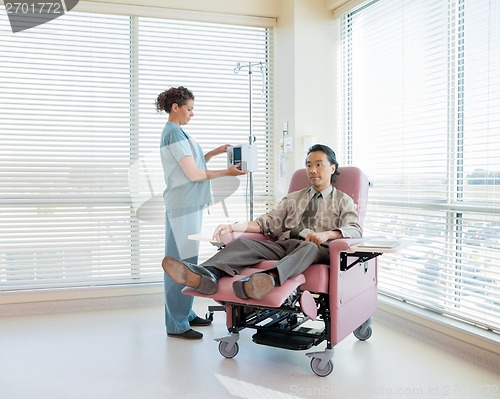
[156,86,246,340]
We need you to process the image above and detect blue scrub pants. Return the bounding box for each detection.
[164,206,203,334]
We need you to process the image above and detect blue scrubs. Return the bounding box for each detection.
[160,122,211,334]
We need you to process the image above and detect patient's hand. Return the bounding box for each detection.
[304,231,333,246]
[213,224,233,242]
[304,230,343,246]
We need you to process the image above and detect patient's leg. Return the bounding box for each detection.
[204,266,227,280]
[200,237,289,277]
[272,241,330,284]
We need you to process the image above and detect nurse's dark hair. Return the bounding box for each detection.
[155,86,194,113]
[306,144,341,183]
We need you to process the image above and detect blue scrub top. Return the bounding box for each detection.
[160,122,211,209]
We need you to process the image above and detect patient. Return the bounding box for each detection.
[162,144,362,300]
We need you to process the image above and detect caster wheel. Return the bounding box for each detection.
[205,312,214,322]
[310,358,333,377]
[353,326,372,341]
[218,341,239,358]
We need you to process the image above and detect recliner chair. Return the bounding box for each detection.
[183,166,382,376]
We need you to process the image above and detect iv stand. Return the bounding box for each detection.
[234,61,264,220]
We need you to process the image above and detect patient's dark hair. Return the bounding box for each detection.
[306,144,341,183]
[155,86,194,113]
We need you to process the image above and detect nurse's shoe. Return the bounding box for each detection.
[167,329,203,340]
[189,316,212,327]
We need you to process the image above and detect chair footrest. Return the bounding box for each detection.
[182,269,306,308]
[252,330,316,350]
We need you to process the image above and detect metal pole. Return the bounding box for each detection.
[248,62,254,220]
[235,61,264,221]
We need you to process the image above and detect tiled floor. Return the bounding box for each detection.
[1,298,499,399]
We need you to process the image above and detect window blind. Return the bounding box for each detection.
[0,8,273,293]
[135,18,273,263]
[341,0,500,333]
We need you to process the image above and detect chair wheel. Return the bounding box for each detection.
[205,312,214,322]
[218,341,239,358]
[310,358,333,377]
[353,326,372,341]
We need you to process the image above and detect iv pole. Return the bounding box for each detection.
[234,61,264,220]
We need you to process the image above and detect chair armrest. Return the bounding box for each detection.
[327,236,387,254]
[220,232,275,245]
[327,238,368,254]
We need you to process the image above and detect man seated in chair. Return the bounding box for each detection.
[162,144,362,300]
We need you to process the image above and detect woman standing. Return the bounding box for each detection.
[156,86,246,340]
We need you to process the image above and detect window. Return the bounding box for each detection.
[0,8,273,293]
[341,0,500,332]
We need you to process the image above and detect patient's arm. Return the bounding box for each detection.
[212,220,261,242]
[303,229,343,246]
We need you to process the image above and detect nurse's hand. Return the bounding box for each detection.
[212,144,230,156]
[227,165,248,176]
[205,144,231,162]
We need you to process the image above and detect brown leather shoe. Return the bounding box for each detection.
[232,273,275,300]
[162,256,218,295]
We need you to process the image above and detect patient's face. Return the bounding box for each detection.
[305,151,335,191]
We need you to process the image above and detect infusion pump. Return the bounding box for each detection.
[227,144,258,172]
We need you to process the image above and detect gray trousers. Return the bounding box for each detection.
[201,238,330,285]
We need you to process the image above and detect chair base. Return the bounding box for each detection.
[252,330,317,350]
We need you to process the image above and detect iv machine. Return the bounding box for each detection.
[227,144,258,172]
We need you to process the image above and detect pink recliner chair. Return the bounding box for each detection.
[183,166,382,376]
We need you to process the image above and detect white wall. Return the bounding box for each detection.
[273,0,338,198]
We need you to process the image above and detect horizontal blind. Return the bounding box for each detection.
[135,18,273,262]
[0,8,273,293]
[0,11,134,291]
[341,0,500,332]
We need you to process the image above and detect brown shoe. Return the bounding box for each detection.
[232,273,275,300]
[162,256,218,295]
